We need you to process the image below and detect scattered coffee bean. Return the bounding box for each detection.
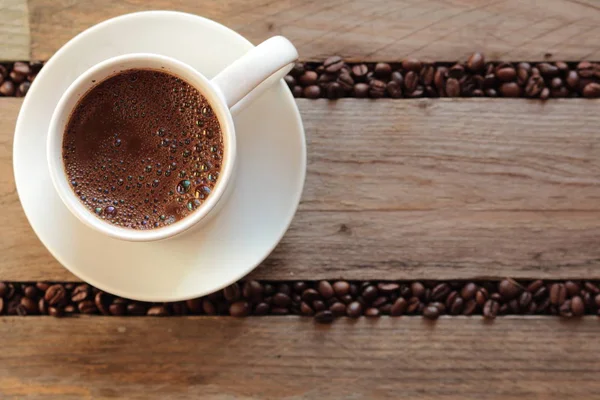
[230,301,250,317]
[498,279,521,300]
[483,300,499,319]
[423,305,440,320]
[315,310,334,324]
[147,305,169,316]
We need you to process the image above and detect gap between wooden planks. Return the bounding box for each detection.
[26,0,600,62]
[0,316,599,399]
[3,97,600,281]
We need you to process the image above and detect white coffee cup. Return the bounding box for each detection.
[47,36,298,242]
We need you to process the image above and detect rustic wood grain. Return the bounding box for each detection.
[4,98,600,281]
[0,316,598,399]
[28,0,600,62]
[0,0,29,61]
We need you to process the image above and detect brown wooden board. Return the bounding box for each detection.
[0,316,599,399]
[0,0,29,61]
[28,0,600,62]
[3,98,600,281]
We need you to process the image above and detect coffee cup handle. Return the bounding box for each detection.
[211,36,298,112]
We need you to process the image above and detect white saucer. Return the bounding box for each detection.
[13,11,306,301]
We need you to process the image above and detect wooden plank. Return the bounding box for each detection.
[5,98,600,281]
[0,0,29,61]
[0,316,598,399]
[28,0,600,62]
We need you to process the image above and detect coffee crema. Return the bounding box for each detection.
[62,69,224,230]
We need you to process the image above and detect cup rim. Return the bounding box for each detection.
[47,53,237,242]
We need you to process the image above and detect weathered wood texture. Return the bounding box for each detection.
[28,0,600,62]
[0,0,29,61]
[0,316,599,399]
[4,98,600,281]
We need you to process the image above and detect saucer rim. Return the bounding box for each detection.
[13,10,307,301]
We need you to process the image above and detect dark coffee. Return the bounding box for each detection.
[62,69,224,230]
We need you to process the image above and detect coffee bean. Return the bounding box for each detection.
[411,282,425,299]
[565,70,579,89]
[496,64,516,82]
[407,297,421,314]
[371,296,387,308]
[377,283,399,294]
[44,284,67,306]
[527,280,544,293]
[434,67,447,94]
[449,297,464,315]
[353,83,369,98]
[202,299,217,315]
[71,284,90,302]
[300,301,314,316]
[537,297,551,313]
[312,300,326,312]
[374,63,392,79]
[390,297,407,316]
[420,64,435,86]
[448,63,465,80]
[485,88,498,97]
[365,307,380,317]
[303,85,321,99]
[540,87,550,100]
[583,83,600,98]
[316,281,334,299]
[585,282,600,294]
[38,298,47,315]
[550,283,567,305]
[500,82,521,97]
[351,64,369,80]
[0,80,15,96]
[475,288,488,305]
[315,310,334,324]
[498,279,521,300]
[550,77,563,89]
[9,70,25,84]
[12,61,30,76]
[461,283,477,300]
[95,292,111,315]
[517,65,530,85]
[292,85,302,97]
[254,302,270,315]
[299,71,318,86]
[127,303,146,316]
[273,292,291,307]
[519,291,532,308]
[483,299,499,319]
[551,86,569,98]
[147,305,168,316]
[290,62,305,77]
[223,283,241,302]
[463,299,477,315]
[63,304,76,314]
[229,301,250,317]
[559,300,572,318]
[78,300,97,314]
[423,305,440,320]
[48,306,63,317]
[324,56,344,73]
[402,58,421,72]
[332,281,350,296]
[109,303,126,316]
[565,281,581,297]
[369,79,386,98]
[284,75,295,89]
[404,71,418,93]
[431,283,451,301]
[0,282,7,298]
[242,280,263,302]
[467,52,485,71]
[571,296,585,316]
[386,81,403,98]
[490,293,502,302]
[22,285,37,299]
[302,289,320,303]
[445,78,460,97]
[20,297,38,314]
[577,61,594,78]
[329,302,346,317]
[344,301,361,318]
[337,73,354,92]
[292,282,307,294]
[538,62,559,77]
[361,285,379,302]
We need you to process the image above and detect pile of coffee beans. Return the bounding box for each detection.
[285,54,600,99]
[1,279,599,322]
[0,61,43,97]
[3,56,600,100]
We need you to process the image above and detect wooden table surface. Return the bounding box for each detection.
[2,0,600,398]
